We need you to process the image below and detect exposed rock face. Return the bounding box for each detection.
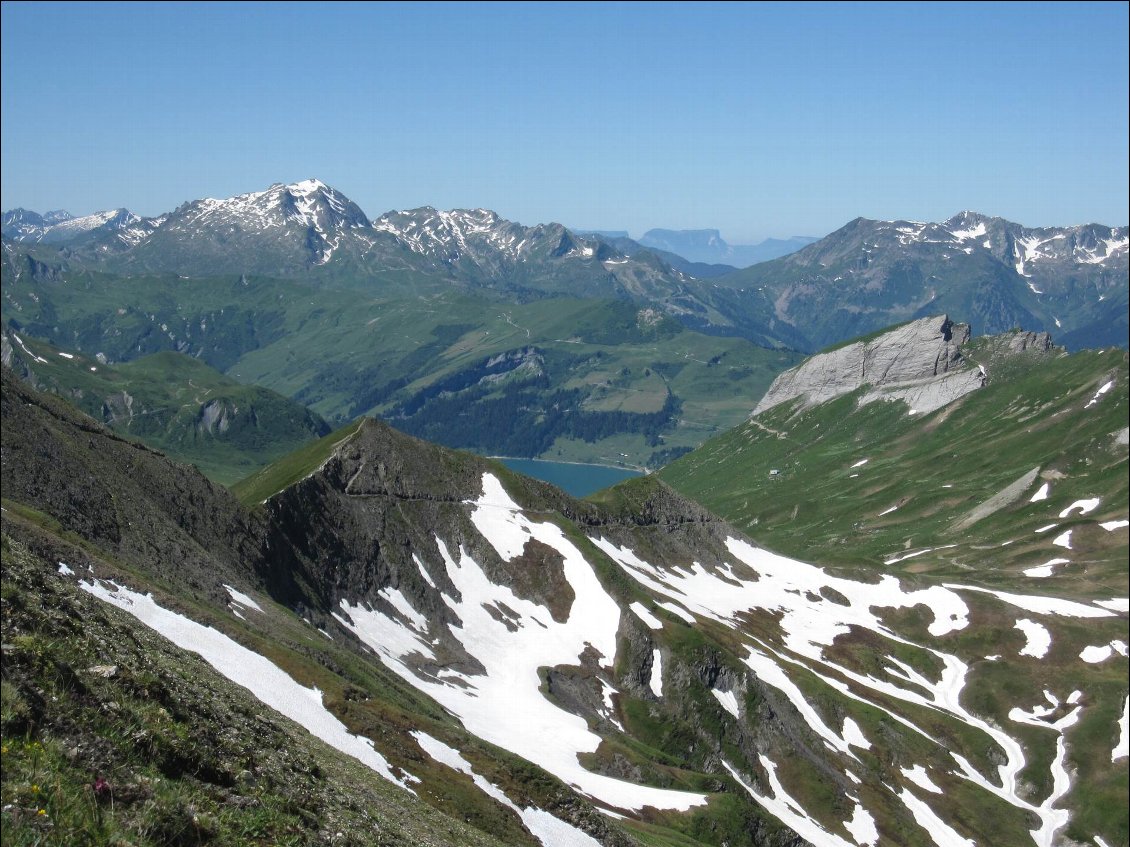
[752,315,984,417]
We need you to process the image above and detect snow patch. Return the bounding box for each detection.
[1080,645,1113,663]
[1016,619,1052,658]
[649,649,664,697]
[1085,381,1114,408]
[845,802,879,846]
[1059,498,1100,518]
[950,586,1116,619]
[712,688,740,718]
[629,601,663,630]
[950,221,987,241]
[1023,558,1070,579]
[1029,483,1050,502]
[1094,598,1129,613]
[656,600,696,624]
[1080,641,1127,664]
[898,788,976,847]
[1114,698,1129,761]
[901,764,943,794]
[842,717,871,750]
[224,584,263,613]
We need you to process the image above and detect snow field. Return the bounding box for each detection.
[597,533,1126,846]
[629,601,663,629]
[338,474,708,813]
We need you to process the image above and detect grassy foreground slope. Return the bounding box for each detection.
[0,536,513,847]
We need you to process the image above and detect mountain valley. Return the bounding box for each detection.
[2,309,1126,846]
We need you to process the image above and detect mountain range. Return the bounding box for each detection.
[713,211,1128,351]
[2,309,1126,847]
[4,181,1126,354]
[2,179,1126,476]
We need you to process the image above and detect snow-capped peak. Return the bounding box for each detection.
[287,178,328,195]
[945,211,990,242]
[182,179,370,237]
[49,208,140,236]
[373,206,542,262]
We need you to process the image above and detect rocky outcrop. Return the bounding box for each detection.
[751,315,985,417]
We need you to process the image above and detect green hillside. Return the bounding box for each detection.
[660,336,1129,590]
[2,260,801,469]
[2,331,329,484]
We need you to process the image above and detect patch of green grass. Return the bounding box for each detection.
[231,419,364,504]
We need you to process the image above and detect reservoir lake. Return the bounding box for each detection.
[496,458,643,498]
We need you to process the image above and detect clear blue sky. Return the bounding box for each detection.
[2,1,1127,242]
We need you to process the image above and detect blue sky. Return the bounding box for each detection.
[2,1,1127,241]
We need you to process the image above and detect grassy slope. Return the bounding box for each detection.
[660,343,1128,587]
[230,419,364,505]
[3,332,329,485]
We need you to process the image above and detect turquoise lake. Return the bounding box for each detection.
[496,458,643,498]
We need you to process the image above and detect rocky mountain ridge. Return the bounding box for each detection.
[750,314,1053,417]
